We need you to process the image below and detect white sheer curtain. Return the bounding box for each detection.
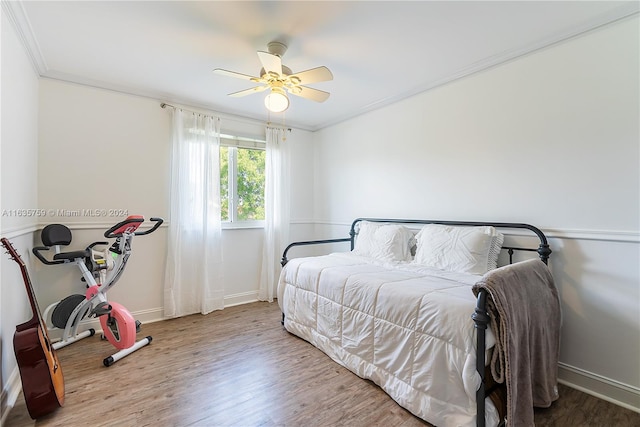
[258,127,290,302]
[164,109,224,317]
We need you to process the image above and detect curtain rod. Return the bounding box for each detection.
[160,102,291,132]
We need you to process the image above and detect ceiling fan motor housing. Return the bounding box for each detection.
[267,41,288,57]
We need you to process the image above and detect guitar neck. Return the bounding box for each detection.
[15,265,44,331]
[1,238,47,332]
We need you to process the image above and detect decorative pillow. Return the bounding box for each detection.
[353,221,415,263]
[413,224,502,274]
[485,226,505,271]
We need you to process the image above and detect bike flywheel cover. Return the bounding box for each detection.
[51,294,86,329]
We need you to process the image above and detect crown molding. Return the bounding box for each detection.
[1,0,48,75]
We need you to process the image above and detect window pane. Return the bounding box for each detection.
[220,146,229,221]
[236,148,265,220]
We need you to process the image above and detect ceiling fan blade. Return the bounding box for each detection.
[213,68,258,81]
[228,86,269,97]
[288,86,330,103]
[257,51,282,76]
[289,66,333,84]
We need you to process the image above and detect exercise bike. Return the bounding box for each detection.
[33,215,163,366]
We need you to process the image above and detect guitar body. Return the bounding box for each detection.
[2,238,64,418]
[14,321,65,418]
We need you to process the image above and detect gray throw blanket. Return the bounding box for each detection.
[472,259,561,426]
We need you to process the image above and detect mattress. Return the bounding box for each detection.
[277,252,499,427]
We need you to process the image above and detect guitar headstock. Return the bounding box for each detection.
[1,237,26,267]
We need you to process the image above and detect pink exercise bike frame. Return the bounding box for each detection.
[33,216,163,366]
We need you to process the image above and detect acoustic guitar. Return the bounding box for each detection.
[1,238,64,418]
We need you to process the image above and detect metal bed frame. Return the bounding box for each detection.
[281,218,551,427]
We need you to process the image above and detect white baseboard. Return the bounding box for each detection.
[558,363,640,413]
[1,365,25,426]
[224,290,259,307]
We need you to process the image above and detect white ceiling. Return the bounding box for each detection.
[5,1,638,131]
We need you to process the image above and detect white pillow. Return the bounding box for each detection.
[353,221,415,263]
[413,224,502,274]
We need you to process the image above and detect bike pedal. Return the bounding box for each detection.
[135,320,142,332]
[91,302,112,317]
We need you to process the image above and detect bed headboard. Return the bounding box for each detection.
[349,218,551,264]
[281,218,551,266]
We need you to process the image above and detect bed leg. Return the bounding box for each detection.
[281,312,285,326]
[472,290,490,427]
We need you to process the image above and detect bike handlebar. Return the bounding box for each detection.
[134,217,164,236]
[104,216,163,239]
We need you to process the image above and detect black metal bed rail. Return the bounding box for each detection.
[280,218,551,427]
[281,238,352,266]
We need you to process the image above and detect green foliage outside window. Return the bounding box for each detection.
[220,146,265,222]
[236,148,265,220]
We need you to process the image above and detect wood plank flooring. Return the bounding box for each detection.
[4,302,639,427]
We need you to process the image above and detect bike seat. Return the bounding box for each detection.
[53,250,91,261]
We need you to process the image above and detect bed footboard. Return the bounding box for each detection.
[473,290,491,427]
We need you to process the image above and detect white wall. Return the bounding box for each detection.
[312,16,640,410]
[0,11,41,421]
[1,14,39,233]
[38,81,172,220]
[36,81,171,320]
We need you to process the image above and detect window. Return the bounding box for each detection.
[219,134,266,225]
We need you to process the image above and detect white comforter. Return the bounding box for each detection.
[277,252,499,427]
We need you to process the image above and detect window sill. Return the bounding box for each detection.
[222,220,265,230]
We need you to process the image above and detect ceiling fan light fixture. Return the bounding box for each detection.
[264,88,289,113]
[214,41,333,112]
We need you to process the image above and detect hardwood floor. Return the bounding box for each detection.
[5,302,639,427]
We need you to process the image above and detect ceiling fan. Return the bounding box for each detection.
[213,41,333,113]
